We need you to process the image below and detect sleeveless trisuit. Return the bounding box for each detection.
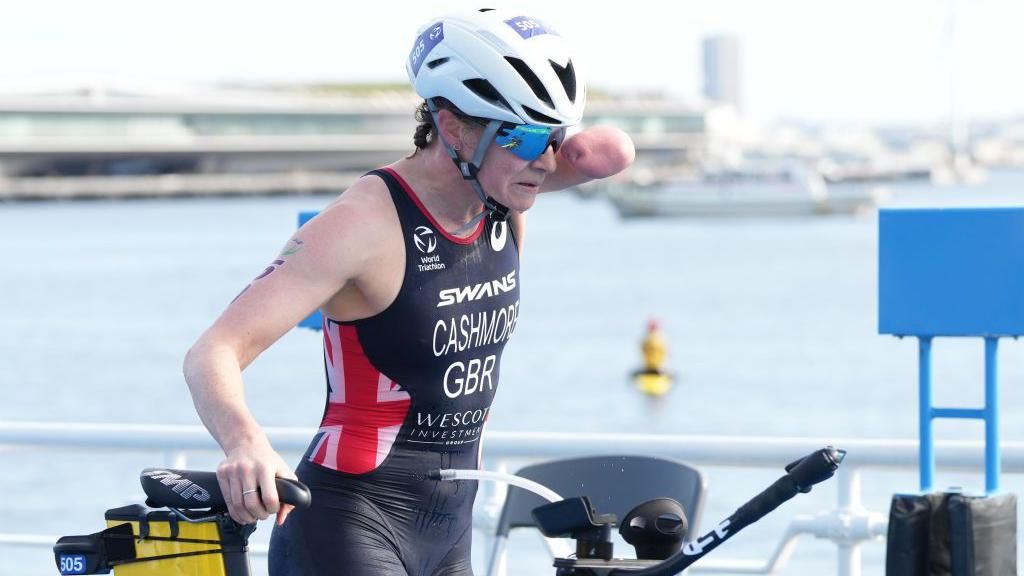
[269,167,520,576]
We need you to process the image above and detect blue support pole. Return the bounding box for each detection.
[985,337,1000,493]
[919,336,934,492]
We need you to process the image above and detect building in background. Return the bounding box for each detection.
[702,35,741,111]
[0,85,710,199]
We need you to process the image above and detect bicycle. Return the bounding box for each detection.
[53,446,842,575]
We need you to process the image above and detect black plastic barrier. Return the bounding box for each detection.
[886,492,1017,576]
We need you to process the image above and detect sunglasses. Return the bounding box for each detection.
[494,123,567,161]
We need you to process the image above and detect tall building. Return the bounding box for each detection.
[702,35,741,110]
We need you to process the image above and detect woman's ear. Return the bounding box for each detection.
[436,108,465,150]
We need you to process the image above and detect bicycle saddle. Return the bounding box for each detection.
[139,468,311,512]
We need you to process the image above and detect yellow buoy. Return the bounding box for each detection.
[634,370,674,396]
[633,318,674,397]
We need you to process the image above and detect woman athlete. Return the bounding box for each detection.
[183,8,634,575]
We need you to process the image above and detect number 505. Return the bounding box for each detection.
[60,555,86,574]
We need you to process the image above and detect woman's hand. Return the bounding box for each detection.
[216,438,298,526]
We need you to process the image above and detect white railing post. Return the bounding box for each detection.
[837,466,861,576]
[833,466,888,576]
[838,542,862,576]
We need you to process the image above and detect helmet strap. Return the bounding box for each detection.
[426,99,511,233]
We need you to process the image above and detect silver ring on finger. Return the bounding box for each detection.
[242,488,258,496]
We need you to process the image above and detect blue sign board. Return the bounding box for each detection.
[879,207,1024,337]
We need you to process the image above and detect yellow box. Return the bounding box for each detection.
[104,505,227,576]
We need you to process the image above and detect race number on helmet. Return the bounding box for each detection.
[406,8,586,127]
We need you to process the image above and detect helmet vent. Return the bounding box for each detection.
[522,106,561,125]
[550,59,577,104]
[462,79,513,112]
[504,57,554,108]
[426,57,449,70]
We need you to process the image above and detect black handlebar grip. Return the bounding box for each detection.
[275,477,312,510]
[784,446,846,493]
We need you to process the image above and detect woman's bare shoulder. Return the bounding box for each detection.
[314,174,398,238]
[293,173,401,278]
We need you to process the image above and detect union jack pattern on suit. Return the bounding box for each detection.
[308,319,411,474]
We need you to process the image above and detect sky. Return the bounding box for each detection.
[2,0,1023,126]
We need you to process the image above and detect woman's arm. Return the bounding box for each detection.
[183,178,386,525]
[512,126,634,255]
[541,125,636,192]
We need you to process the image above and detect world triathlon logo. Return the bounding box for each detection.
[413,226,437,254]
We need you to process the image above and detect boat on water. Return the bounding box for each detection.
[600,161,886,218]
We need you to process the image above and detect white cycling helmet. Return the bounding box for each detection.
[406,8,585,126]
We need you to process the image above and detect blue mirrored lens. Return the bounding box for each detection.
[495,124,565,160]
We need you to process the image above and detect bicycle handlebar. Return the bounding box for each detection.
[607,446,845,576]
[431,446,844,575]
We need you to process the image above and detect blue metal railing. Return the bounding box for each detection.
[916,336,1002,492]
